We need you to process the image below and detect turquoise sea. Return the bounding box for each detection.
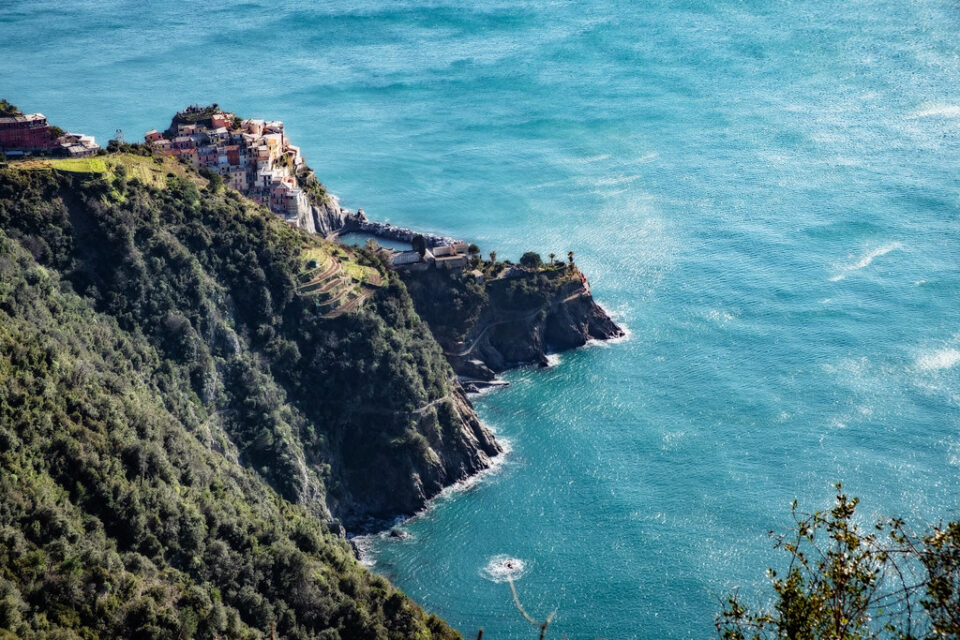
[3,1,960,637]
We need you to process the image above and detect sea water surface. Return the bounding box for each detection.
[3,1,960,637]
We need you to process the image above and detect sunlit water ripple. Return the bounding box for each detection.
[3,1,960,637]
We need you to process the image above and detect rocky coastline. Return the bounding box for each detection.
[453,278,623,388]
[340,384,502,535]
[344,265,623,538]
[399,264,624,392]
[143,105,622,535]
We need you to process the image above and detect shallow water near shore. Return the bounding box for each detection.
[337,231,412,251]
[4,0,960,637]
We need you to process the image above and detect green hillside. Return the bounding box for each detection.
[0,153,497,639]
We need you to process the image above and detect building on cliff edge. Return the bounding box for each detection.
[144,109,311,223]
[0,113,100,157]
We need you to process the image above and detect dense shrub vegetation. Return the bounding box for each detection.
[399,269,488,346]
[0,156,488,639]
[0,232,457,640]
[0,159,487,525]
[400,258,578,350]
[718,488,960,640]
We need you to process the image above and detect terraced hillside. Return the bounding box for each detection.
[8,151,203,187]
[297,245,383,318]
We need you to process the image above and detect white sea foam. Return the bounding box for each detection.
[580,301,632,349]
[583,154,610,163]
[585,319,632,349]
[351,427,512,567]
[545,353,562,367]
[948,440,960,467]
[851,242,902,269]
[527,178,569,190]
[916,348,960,371]
[661,430,687,450]
[469,380,510,396]
[480,554,530,583]
[353,536,379,568]
[595,174,643,187]
[909,102,960,119]
[830,242,902,281]
[634,151,659,164]
[706,309,735,325]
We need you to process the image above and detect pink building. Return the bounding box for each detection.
[198,146,218,167]
[171,136,195,150]
[226,166,247,191]
[243,119,265,136]
[0,113,59,150]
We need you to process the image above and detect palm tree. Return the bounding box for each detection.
[549,252,556,264]
[567,251,574,265]
[489,251,497,264]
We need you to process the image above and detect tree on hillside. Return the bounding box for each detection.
[489,251,497,264]
[520,252,543,269]
[0,99,20,116]
[717,485,960,640]
[412,234,427,259]
[549,252,556,264]
[199,167,223,192]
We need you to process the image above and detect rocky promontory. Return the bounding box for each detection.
[399,260,624,388]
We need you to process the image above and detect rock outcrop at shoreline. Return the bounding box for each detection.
[334,385,500,531]
[400,264,624,387]
[293,191,351,236]
[465,279,622,375]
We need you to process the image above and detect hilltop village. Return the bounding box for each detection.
[144,105,471,269]
[145,105,315,224]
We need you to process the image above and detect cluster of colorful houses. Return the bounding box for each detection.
[144,108,310,221]
[1,103,529,282]
[0,112,100,157]
[145,107,477,271]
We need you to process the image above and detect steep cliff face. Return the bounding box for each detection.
[400,266,623,384]
[334,386,498,527]
[479,275,621,371]
[293,192,351,236]
[312,197,350,235]
[0,155,499,533]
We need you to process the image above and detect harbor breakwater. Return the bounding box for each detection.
[339,209,460,248]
